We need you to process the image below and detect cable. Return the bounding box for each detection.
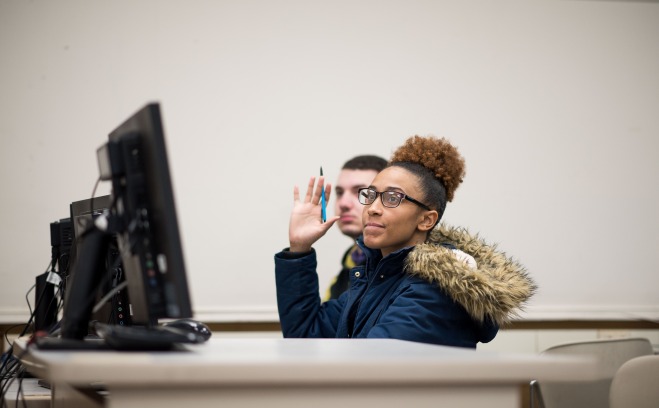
[0,350,21,408]
[3,229,60,404]
[1,279,40,406]
[92,280,128,315]
[3,178,111,406]
[2,260,63,406]
[23,285,35,324]
[49,284,65,336]
[23,260,55,337]
[0,344,29,408]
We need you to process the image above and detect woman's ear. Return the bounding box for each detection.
[418,210,439,232]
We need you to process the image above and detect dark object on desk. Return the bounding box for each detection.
[34,321,208,352]
[94,322,206,351]
[60,225,113,340]
[34,218,73,332]
[34,335,109,351]
[164,319,212,341]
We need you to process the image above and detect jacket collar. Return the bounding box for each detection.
[357,223,536,326]
[405,223,536,325]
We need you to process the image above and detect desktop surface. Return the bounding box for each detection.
[19,337,598,383]
[15,337,600,408]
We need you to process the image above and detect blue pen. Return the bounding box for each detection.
[320,166,327,223]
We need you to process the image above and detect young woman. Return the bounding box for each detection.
[275,136,535,348]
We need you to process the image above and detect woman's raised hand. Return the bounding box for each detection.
[288,176,340,253]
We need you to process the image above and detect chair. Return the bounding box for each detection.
[530,337,654,408]
[609,355,659,408]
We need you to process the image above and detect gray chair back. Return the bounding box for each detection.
[609,354,659,408]
[531,337,653,408]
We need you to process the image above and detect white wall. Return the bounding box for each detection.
[1,0,658,323]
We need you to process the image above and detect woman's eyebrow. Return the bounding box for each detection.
[369,185,405,193]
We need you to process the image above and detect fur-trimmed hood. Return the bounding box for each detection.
[405,223,536,326]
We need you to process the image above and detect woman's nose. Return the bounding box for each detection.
[367,197,384,215]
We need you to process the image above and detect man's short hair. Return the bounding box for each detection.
[342,155,388,172]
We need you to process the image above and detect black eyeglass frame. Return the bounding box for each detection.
[358,187,431,211]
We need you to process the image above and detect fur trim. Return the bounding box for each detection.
[405,223,536,326]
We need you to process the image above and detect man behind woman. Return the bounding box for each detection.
[325,154,387,301]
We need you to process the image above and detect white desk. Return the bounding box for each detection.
[16,337,599,408]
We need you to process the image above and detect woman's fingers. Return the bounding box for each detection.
[303,177,316,203]
[324,182,332,202]
[293,184,300,202]
[301,176,327,205]
[295,176,331,207]
[311,176,325,204]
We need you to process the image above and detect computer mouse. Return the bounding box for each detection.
[163,318,212,341]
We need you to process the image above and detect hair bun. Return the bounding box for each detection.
[390,135,465,202]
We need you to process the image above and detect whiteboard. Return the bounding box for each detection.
[1,0,658,323]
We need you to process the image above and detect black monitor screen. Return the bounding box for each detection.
[98,102,192,326]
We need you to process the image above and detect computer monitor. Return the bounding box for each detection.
[69,195,131,327]
[97,102,193,325]
[70,195,112,238]
[58,102,193,346]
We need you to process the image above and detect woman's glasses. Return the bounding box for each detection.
[358,188,430,211]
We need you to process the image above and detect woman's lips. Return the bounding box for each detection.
[364,222,384,232]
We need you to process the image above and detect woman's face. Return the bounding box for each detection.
[361,166,431,257]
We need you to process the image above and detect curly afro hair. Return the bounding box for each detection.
[390,135,465,202]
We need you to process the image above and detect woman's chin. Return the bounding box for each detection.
[362,235,379,249]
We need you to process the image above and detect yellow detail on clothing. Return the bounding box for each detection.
[323,245,361,302]
[344,245,359,269]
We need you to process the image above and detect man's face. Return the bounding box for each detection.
[334,168,379,239]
